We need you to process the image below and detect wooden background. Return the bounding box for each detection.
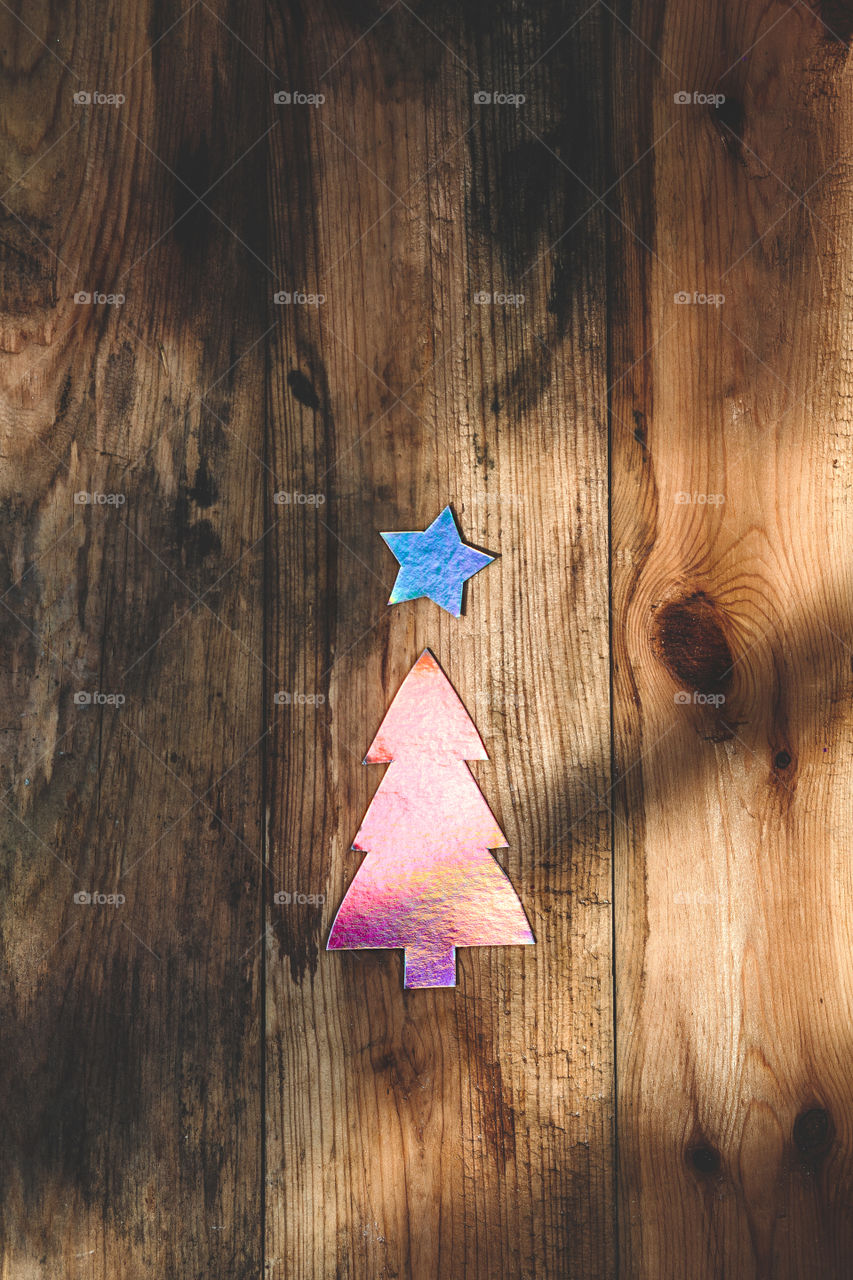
[0,1,851,1276]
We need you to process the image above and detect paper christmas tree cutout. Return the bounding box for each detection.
[327,649,534,988]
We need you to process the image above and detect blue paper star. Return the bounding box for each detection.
[381,506,494,617]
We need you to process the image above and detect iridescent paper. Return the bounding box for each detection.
[381,506,494,617]
[327,650,534,988]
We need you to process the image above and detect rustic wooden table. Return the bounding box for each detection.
[0,1,851,1276]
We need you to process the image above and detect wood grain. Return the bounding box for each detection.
[611,2,853,1276]
[264,1,613,1276]
[0,3,266,1275]
[3,0,853,1276]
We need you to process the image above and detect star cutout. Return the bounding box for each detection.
[381,506,495,617]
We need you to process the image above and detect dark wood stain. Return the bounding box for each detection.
[813,0,853,45]
[287,368,320,411]
[187,456,218,508]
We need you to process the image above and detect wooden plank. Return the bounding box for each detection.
[264,1,614,1276]
[0,4,266,1275]
[611,2,853,1275]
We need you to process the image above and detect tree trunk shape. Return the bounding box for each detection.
[404,942,457,989]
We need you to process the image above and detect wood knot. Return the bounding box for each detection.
[686,1142,722,1176]
[774,750,792,770]
[714,96,745,160]
[652,591,734,699]
[632,408,647,449]
[793,1107,834,1157]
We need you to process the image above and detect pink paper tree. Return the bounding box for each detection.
[327,649,534,988]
